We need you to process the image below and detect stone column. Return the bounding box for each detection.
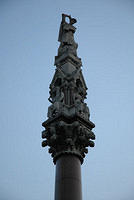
[42,13,95,200]
[55,155,82,200]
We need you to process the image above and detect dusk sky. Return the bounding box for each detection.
[0,0,134,200]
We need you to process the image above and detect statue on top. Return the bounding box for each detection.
[58,14,78,57]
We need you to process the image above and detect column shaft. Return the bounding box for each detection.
[55,155,82,200]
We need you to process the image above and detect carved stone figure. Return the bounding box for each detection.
[47,102,62,118]
[58,14,78,56]
[50,86,64,103]
[83,103,90,120]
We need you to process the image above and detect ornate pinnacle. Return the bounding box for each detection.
[42,14,95,164]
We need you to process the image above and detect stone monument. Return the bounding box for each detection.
[42,14,95,200]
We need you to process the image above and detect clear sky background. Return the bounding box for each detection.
[0,0,134,200]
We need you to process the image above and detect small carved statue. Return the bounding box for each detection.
[83,103,90,120]
[47,102,62,118]
[58,14,78,56]
[48,85,65,118]
[50,86,64,103]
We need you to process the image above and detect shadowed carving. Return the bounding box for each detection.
[42,14,95,164]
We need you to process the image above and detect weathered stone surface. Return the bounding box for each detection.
[42,13,95,164]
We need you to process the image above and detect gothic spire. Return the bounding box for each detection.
[42,14,95,164]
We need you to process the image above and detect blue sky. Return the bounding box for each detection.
[0,0,134,200]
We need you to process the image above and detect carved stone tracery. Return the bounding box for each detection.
[42,14,95,164]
